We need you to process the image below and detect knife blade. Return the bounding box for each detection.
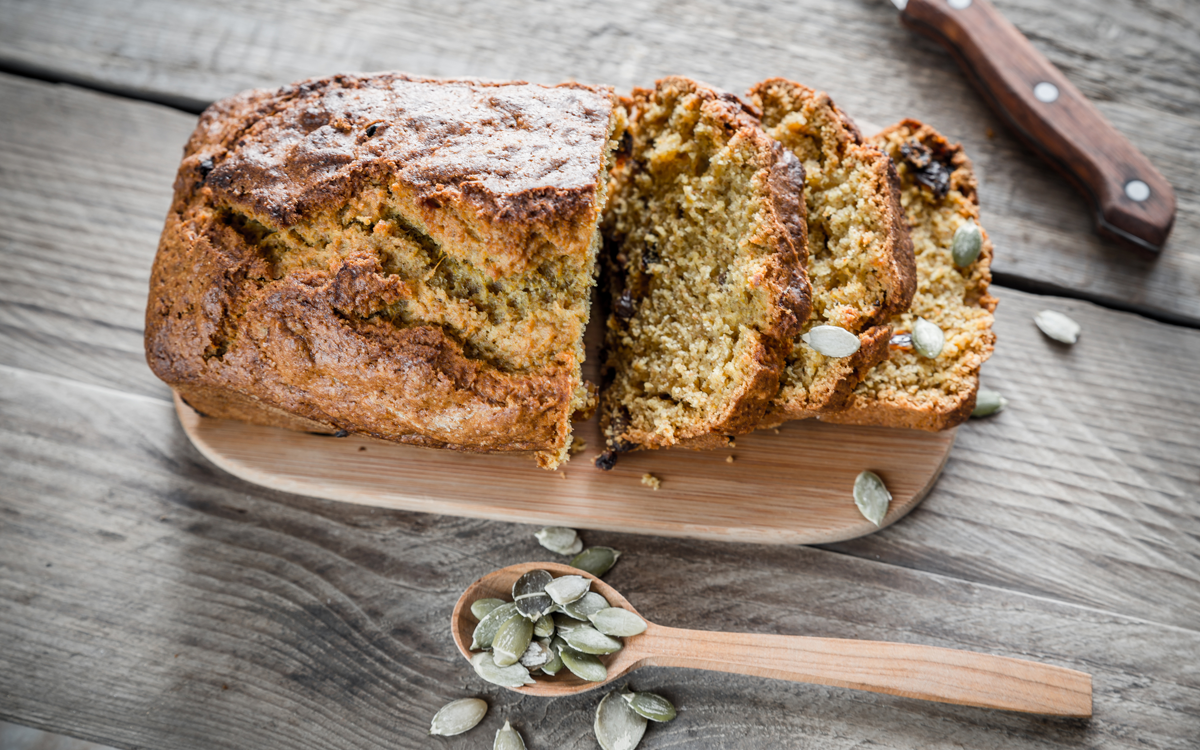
[888,0,1175,256]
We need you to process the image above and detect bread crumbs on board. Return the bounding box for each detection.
[641,473,661,490]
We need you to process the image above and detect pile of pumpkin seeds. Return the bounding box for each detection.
[468,566,645,688]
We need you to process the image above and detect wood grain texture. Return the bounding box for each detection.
[0,0,1198,323]
[1,367,1195,749]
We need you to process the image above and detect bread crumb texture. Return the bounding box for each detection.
[824,119,996,431]
[641,473,662,490]
[145,73,619,468]
[599,77,809,454]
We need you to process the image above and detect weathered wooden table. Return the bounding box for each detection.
[2,1,1198,747]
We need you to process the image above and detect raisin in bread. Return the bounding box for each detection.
[145,73,620,469]
[823,119,997,430]
[597,77,810,463]
[750,79,915,422]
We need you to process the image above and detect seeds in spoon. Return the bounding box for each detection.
[951,220,983,267]
[557,642,608,682]
[912,317,945,359]
[560,591,610,621]
[472,601,519,650]
[801,324,861,358]
[533,613,555,638]
[470,598,505,620]
[470,651,535,688]
[589,607,647,637]
[1034,310,1082,344]
[512,569,555,620]
[518,639,552,669]
[538,637,564,675]
[595,689,648,750]
[545,574,591,605]
[853,470,892,527]
[493,720,526,750]
[971,388,1008,418]
[571,547,621,578]
[492,614,534,667]
[534,526,583,556]
[428,697,488,736]
[563,625,624,655]
[623,691,676,722]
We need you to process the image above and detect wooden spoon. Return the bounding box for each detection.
[451,562,1092,717]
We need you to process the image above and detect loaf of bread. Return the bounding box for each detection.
[749,79,915,422]
[596,77,810,462]
[145,73,620,469]
[822,119,997,430]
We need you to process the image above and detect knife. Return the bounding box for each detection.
[889,0,1175,256]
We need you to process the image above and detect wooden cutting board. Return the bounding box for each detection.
[175,393,954,545]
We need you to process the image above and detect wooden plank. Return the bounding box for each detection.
[1,0,1198,324]
[1,365,1196,749]
[1,73,1198,631]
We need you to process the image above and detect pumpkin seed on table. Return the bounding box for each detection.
[589,607,647,637]
[560,591,609,621]
[492,615,534,667]
[471,651,535,688]
[595,689,648,750]
[545,574,591,605]
[571,547,620,578]
[512,569,555,620]
[854,470,892,527]
[563,625,623,655]
[534,526,583,556]
[533,613,555,638]
[494,720,526,750]
[558,643,608,682]
[472,601,519,650]
[801,324,861,358]
[471,598,505,620]
[912,317,945,359]
[623,692,676,722]
[429,697,488,736]
[951,219,983,267]
[1034,310,1082,344]
[971,388,1008,418]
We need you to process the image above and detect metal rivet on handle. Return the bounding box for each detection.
[947,0,972,9]
[1125,180,1151,202]
[1033,82,1060,103]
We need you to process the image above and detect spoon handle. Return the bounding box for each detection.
[632,625,1091,717]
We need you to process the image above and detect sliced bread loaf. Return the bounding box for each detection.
[597,77,810,463]
[822,119,997,431]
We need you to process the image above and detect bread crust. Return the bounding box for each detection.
[145,73,617,468]
[598,77,809,457]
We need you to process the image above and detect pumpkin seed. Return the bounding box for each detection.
[553,612,590,632]
[472,602,519,650]
[492,614,534,667]
[571,547,621,578]
[545,575,591,605]
[538,637,564,675]
[853,470,891,527]
[595,689,648,750]
[494,720,526,750]
[561,591,610,621]
[471,598,505,620]
[623,692,676,722]
[589,608,647,637]
[563,625,623,655]
[558,644,608,682]
[513,569,555,620]
[971,388,1008,418]
[429,697,488,736]
[471,651,535,688]
[518,639,552,669]
[533,613,555,638]
[801,324,861,358]
[1034,310,1081,344]
[951,220,983,267]
[912,317,945,359]
[534,526,583,556]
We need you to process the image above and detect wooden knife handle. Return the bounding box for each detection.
[900,0,1175,255]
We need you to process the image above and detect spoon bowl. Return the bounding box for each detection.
[451,562,1093,715]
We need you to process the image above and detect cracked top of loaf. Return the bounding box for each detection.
[146,73,618,468]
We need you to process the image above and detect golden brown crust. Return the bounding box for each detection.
[821,118,997,432]
[597,77,809,457]
[146,73,617,468]
[749,79,915,420]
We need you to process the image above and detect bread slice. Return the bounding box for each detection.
[145,73,620,469]
[750,79,915,421]
[596,77,810,464]
[822,119,997,430]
